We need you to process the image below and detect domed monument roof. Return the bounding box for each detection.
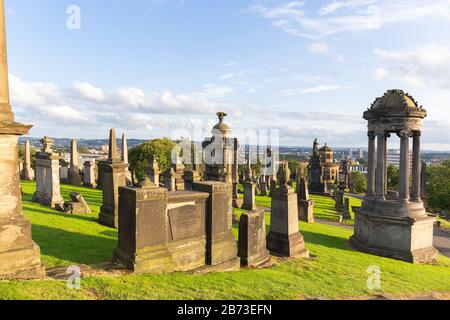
[363,89,427,132]
[212,112,231,136]
[319,143,332,152]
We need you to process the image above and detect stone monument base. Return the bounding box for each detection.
[298,199,314,223]
[99,205,117,228]
[350,208,438,264]
[32,192,64,209]
[113,245,174,274]
[266,232,309,258]
[0,217,45,279]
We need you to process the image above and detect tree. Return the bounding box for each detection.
[387,165,400,190]
[427,160,450,213]
[350,171,367,193]
[129,138,176,179]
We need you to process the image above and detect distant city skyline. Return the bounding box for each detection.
[5,0,450,150]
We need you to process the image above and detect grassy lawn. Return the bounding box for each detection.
[0,181,448,300]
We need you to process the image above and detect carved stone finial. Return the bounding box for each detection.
[40,136,54,153]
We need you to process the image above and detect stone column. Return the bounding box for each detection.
[0,0,12,122]
[398,130,410,202]
[411,132,421,201]
[367,132,376,196]
[375,131,386,199]
[22,140,35,180]
[68,139,82,186]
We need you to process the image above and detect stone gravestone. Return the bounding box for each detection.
[68,139,82,186]
[149,157,160,187]
[33,137,65,209]
[267,162,309,258]
[59,159,69,184]
[113,179,239,273]
[21,140,35,180]
[83,160,97,189]
[343,197,351,220]
[60,192,92,214]
[242,180,256,211]
[98,129,128,228]
[0,0,44,278]
[184,169,201,190]
[269,177,277,197]
[165,168,177,191]
[260,176,267,196]
[238,209,273,268]
[121,133,133,186]
[297,177,314,223]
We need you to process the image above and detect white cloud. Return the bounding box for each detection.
[372,67,388,80]
[223,62,237,68]
[307,42,329,53]
[252,0,450,39]
[280,84,353,95]
[73,82,104,102]
[373,43,450,88]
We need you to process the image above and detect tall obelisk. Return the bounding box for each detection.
[0,0,44,279]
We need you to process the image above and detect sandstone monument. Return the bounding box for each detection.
[113,178,240,273]
[21,140,35,180]
[238,209,273,268]
[98,129,128,228]
[68,139,82,186]
[83,160,97,189]
[297,177,314,223]
[60,192,92,214]
[121,133,132,186]
[350,89,438,263]
[267,162,309,258]
[149,157,160,186]
[33,137,64,209]
[59,159,69,184]
[0,0,44,279]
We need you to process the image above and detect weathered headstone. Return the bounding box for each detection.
[149,157,160,186]
[0,0,44,279]
[33,137,65,209]
[98,129,128,228]
[343,197,351,220]
[238,209,273,268]
[165,168,177,191]
[260,176,267,197]
[267,162,309,258]
[242,180,256,211]
[68,139,82,186]
[21,140,35,180]
[60,192,92,214]
[121,133,132,186]
[297,177,314,223]
[59,159,69,184]
[83,160,97,189]
[184,169,201,190]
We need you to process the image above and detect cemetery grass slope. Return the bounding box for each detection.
[0,181,448,300]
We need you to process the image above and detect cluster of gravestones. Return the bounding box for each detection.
[0,0,438,280]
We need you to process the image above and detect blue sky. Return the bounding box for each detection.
[5,0,450,150]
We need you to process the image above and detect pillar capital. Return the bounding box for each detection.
[397,130,412,138]
[413,131,422,137]
[368,131,376,138]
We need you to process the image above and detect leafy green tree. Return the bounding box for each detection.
[350,171,367,193]
[387,165,400,190]
[129,138,176,179]
[427,160,450,213]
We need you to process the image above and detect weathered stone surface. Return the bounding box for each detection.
[192,181,240,272]
[21,140,34,180]
[59,159,69,184]
[184,169,201,190]
[98,129,128,228]
[33,137,64,209]
[351,90,438,264]
[238,209,273,268]
[60,192,92,214]
[297,177,314,223]
[0,1,44,278]
[267,163,309,258]
[342,197,351,220]
[68,139,82,186]
[83,160,97,189]
[242,181,256,211]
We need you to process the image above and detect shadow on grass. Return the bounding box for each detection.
[22,203,99,223]
[301,230,353,252]
[32,224,116,266]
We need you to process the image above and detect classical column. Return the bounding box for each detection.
[411,131,421,201]
[367,131,376,196]
[398,130,410,202]
[375,131,386,198]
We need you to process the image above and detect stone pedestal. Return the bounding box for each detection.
[350,203,438,263]
[238,209,273,268]
[0,132,45,279]
[33,151,64,209]
[343,197,352,220]
[193,181,240,272]
[83,160,97,188]
[242,181,256,211]
[113,186,174,273]
[59,160,69,184]
[267,187,309,258]
[98,160,128,228]
[298,199,314,223]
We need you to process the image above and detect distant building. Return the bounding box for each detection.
[358,148,364,159]
[387,149,412,173]
[349,165,367,174]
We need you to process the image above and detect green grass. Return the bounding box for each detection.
[0,181,449,300]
